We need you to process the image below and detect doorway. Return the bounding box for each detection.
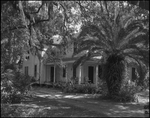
[132,67,136,81]
[51,66,54,82]
[88,66,94,83]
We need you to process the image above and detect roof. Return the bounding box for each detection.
[45,56,102,64]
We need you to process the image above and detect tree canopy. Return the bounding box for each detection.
[1,1,149,71]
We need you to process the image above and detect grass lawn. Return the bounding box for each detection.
[1,87,149,117]
[1,96,107,117]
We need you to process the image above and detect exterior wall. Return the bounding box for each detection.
[66,63,73,82]
[55,65,66,82]
[23,52,40,80]
[22,45,49,84]
[55,65,66,83]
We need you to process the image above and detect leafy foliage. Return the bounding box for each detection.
[73,1,149,97]
[62,81,98,94]
[1,69,32,104]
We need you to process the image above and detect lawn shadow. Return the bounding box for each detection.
[22,87,147,117]
[21,95,108,117]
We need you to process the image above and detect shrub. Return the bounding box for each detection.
[52,81,66,89]
[13,71,32,94]
[1,69,32,104]
[63,81,75,93]
[1,104,21,117]
[143,76,149,90]
[63,82,97,94]
[96,79,108,95]
[109,81,140,102]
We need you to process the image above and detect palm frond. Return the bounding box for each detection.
[125,20,144,32]
[73,46,89,57]
[77,24,113,53]
[79,24,106,41]
[124,52,149,66]
[118,28,146,49]
[73,52,91,68]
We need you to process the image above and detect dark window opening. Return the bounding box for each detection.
[98,65,102,78]
[34,65,37,77]
[63,66,66,77]
[88,66,94,83]
[51,66,54,82]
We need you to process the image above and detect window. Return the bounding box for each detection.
[63,66,66,77]
[132,68,136,81]
[25,66,28,75]
[98,65,102,78]
[74,42,77,53]
[34,65,37,77]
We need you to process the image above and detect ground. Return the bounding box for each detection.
[9,87,148,117]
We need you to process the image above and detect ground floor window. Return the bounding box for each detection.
[25,66,28,75]
[63,66,66,77]
[98,65,102,78]
[34,65,37,77]
[132,67,136,81]
[88,66,94,83]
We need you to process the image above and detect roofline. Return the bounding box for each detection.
[46,60,99,65]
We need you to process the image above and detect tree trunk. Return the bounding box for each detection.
[102,54,125,97]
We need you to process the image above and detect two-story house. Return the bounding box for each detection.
[22,34,138,86]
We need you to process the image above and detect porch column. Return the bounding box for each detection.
[96,65,99,87]
[78,65,82,84]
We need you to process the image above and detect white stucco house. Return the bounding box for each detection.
[22,34,137,86]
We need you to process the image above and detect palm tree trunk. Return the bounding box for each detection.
[102,54,125,97]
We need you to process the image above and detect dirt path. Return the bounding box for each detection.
[26,87,149,117]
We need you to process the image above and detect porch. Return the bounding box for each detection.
[44,61,102,87]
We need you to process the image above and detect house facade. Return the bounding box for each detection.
[22,36,137,86]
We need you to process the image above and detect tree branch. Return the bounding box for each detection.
[30,1,45,14]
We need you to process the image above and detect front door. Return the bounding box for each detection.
[132,67,136,81]
[88,66,94,83]
[51,66,54,82]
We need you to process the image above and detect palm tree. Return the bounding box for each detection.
[73,3,149,97]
